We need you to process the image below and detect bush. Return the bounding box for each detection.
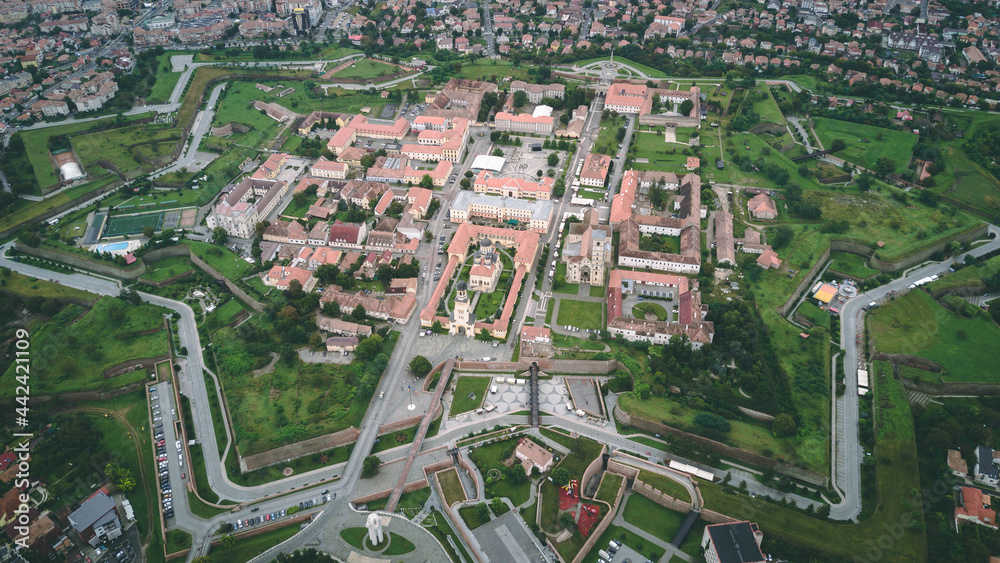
[694,413,731,433]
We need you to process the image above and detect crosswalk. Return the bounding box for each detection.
[905,389,934,406]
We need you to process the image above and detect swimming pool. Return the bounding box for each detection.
[91,242,130,253]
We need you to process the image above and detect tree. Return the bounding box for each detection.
[475,502,490,521]
[772,413,797,437]
[419,174,434,189]
[830,138,847,152]
[512,90,528,109]
[874,157,895,178]
[460,178,471,189]
[559,512,576,530]
[432,320,443,333]
[409,355,432,377]
[551,467,570,486]
[492,148,503,157]
[352,304,366,321]
[354,334,383,361]
[212,227,228,245]
[105,463,136,492]
[287,279,304,299]
[315,264,339,285]
[547,153,559,167]
[18,231,40,247]
[770,225,794,249]
[678,99,694,116]
[143,226,155,238]
[490,497,504,514]
[375,264,394,288]
[322,301,341,317]
[362,455,381,478]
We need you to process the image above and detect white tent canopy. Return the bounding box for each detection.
[471,155,505,172]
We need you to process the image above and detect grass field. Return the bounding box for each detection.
[148,69,181,105]
[553,262,579,295]
[19,118,139,191]
[539,428,604,478]
[450,376,490,416]
[631,132,692,172]
[72,123,180,180]
[622,493,687,543]
[208,523,299,562]
[182,240,252,281]
[438,469,466,507]
[749,87,786,126]
[828,250,878,279]
[552,333,604,351]
[619,394,819,472]
[332,59,403,81]
[365,486,430,512]
[468,437,533,506]
[0,271,98,302]
[636,470,691,503]
[796,301,831,328]
[869,290,1000,382]
[216,327,389,455]
[812,117,917,171]
[556,299,604,331]
[211,298,247,325]
[927,254,1000,293]
[697,370,925,562]
[142,256,195,283]
[0,297,167,398]
[632,302,670,321]
[594,473,623,506]
[458,505,491,530]
[594,114,626,157]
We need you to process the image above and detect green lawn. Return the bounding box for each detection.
[631,132,693,172]
[539,428,604,478]
[552,333,604,351]
[212,298,248,325]
[165,530,192,554]
[0,270,98,303]
[622,493,688,543]
[383,533,416,555]
[594,473,623,505]
[553,262,579,295]
[208,524,300,562]
[812,117,917,171]
[148,71,182,104]
[828,250,878,279]
[749,87,786,126]
[18,116,153,191]
[423,509,474,563]
[594,115,626,157]
[632,302,669,321]
[142,256,195,282]
[438,469,466,507]
[72,123,180,179]
[618,394,819,472]
[869,290,1000,382]
[926,254,1000,293]
[0,297,167,398]
[339,527,367,549]
[182,240,252,281]
[696,371,925,562]
[468,437,533,506]
[215,329,397,455]
[556,299,604,331]
[795,301,830,329]
[450,376,490,416]
[636,470,690,503]
[332,59,404,81]
[458,505,491,530]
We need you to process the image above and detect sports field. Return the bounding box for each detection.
[104,210,164,237]
[811,117,917,171]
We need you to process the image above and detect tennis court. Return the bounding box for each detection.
[103,210,165,237]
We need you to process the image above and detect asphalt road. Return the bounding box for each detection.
[831,224,1000,520]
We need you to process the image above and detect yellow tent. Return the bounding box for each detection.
[813,283,838,304]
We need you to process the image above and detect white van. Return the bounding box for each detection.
[490,385,498,394]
